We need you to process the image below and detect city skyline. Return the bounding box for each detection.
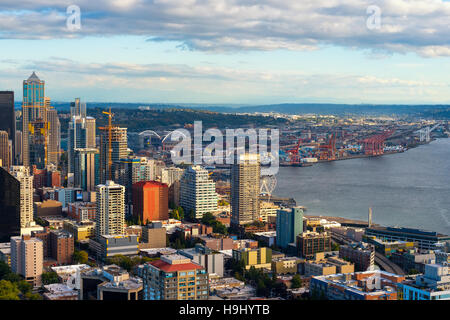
[0,1,450,104]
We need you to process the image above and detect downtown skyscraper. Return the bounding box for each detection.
[22,72,45,168]
[0,91,15,164]
[231,153,261,225]
[99,126,128,184]
[67,98,96,176]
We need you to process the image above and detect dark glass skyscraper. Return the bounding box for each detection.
[22,72,45,167]
[0,167,20,242]
[0,91,15,164]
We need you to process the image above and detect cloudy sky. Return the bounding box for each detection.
[1,0,450,104]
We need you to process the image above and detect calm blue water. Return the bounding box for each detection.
[275,138,450,235]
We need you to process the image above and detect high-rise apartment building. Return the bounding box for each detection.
[46,106,61,165]
[114,156,154,214]
[99,127,128,184]
[95,181,125,239]
[180,166,218,219]
[231,153,260,225]
[0,131,10,169]
[0,167,20,242]
[0,91,15,164]
[161,167,184,207]
[276,207,304,249]
[74,148,98,192]
[132,181,169,223]
[68,113,96,174]
[10,235,44,287]
[22,72,45,168]
[15,130,22,165]
[9,166,34,228]
[137,254,209,300]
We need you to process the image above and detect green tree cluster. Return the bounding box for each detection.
[0,261,42,300]
[42,271,60,285]
[72,250,89,264]
[200,212,228,235]
[169,206,184,220]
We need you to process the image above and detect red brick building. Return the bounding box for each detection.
[132,181,169,223]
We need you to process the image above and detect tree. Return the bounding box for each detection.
[0,261,10,279]
[24,292,43,300]
[72,250,89,264]
[17,280,32,295]
[291,274,302,289]
[42,272,60,285]
[0,280,20,300]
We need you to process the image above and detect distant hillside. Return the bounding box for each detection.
[15,101,450,118]
[58,107,289,134]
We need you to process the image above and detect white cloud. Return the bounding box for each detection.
[1,58,448,103]
[0,0,449,56]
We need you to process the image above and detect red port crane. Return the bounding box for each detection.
[287,138,304,165]
[318,133,337,161]
[360,129,395,156]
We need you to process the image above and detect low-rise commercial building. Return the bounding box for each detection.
[310,270,405,300]
[399,263,450,300]
[232,247,272,270]
[271,256,303,274]
[297,231,332,259]
[93,235,139,260]
[365,226,450,251]
[339,242,375,272]
[391,249,435,274]
[63,220,95,241]
[198,235,234,251]
[364,236,416,258]
[254,231,277,247]
[43,283,79,300]
[68,202,96,222]
[141,222,167,249]
[178,244,224,277]
[80,264,143,300]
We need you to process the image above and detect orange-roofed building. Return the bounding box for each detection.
[137,254,209,300]
[132,181,169,223]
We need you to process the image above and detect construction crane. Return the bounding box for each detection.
[100,108,114,181]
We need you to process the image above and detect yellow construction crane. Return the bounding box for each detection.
[100,108,114,181]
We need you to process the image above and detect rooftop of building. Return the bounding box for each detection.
[43,283,78,299]
[139,247,177,255]
[149,255,204,272]
[51,264,89,274]
[366,226,449,238]
[133,180,168,188]
[313,270,405,296]
[253,231,277,237]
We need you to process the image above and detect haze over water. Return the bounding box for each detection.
[275,138,450,235]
